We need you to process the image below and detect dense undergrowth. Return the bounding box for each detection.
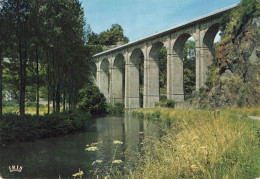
[0,110,91,146]
[129,108,260,178]
[106,103,125,115]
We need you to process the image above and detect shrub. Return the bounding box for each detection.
[166,100,175,108]
[106,103,124,114]
[0,111,91,146]
[155,99,175,108]
[238,85,248,107]
[78,84,107,115]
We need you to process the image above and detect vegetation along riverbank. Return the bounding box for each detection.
[0,111,91,146]
[127,108,260,178]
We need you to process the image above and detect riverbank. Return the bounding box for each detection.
[129,108,260,178]
[0,111,91,146]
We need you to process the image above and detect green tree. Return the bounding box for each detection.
[1,0,93,115]
[78,84,107,115]
[87,24,129,54]
[1,0,33,115]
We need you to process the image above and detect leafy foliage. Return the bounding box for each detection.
[0,111,91,145]
[0,0,92,115]
[87,24,129,54]
[78,84,107,115]
[220,0,260,44]
[106,103,125,115]
[155,99,175,108]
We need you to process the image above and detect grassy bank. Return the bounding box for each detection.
[130,108,260,178]
[222,106,260,117]
[0,111,91,146]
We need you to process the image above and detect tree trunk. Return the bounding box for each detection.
[63,84,66,112]
[36,46,39,116]
[56,77,60,113]
[52,52,55,113]
[0,56,2,120]
[0,18,2,120]
[19,41,26,116]
[47,51,50,114]
[68,80,72,111]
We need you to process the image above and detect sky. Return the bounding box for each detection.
[80,0,241,42]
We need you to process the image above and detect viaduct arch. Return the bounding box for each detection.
[93,4,238,109]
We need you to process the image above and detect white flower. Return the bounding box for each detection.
[112,160,122,164]
[92,160,103,165]
[113,140,123,144]
[85,146,98,151]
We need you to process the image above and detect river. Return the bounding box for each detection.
[0,114,163,178]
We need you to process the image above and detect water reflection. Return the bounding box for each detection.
[0,114,162,178]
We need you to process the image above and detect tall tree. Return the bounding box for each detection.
[1,0,93,115]
[87,24,129,54]
[0,1,3,120]
[1,0,32,115]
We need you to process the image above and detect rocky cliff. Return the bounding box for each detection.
[201,16,260,108]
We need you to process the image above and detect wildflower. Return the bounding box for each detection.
[191,165,198,169]
[72,170,84,177]
[112,160,123,164]
[92,160,103,165]
[91,141,103,146]
[192,136,199,140]
[85,146,98,151]
[113,140,123,144]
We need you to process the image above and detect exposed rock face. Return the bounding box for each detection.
[204,17,260,108]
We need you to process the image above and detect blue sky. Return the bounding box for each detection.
[80,0,241,42]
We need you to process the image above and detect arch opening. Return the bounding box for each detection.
[100,58,110,100]
[183,37,196,99]
[204,23,220,53]
[200,23,222,88]
[129,48,144,108]
[147,42,167,107]
[112,54,125,103]
[170,33,196,102]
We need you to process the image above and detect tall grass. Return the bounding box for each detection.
[130,109,260,178]
[222,106,260,117]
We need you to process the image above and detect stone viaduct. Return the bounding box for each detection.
[92,4,238,109]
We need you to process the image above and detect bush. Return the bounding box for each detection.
[78,84,107,115]
[0,111,91,146]
[155,99,175,108]
[238,85,248,107]
[106,103,124,114]
[166,100,175,108]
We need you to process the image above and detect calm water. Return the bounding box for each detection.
[0,114,162,178]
